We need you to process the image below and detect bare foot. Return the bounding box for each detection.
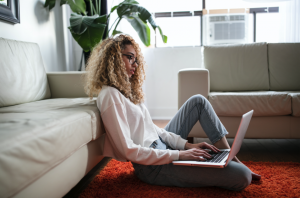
[251,172,261,180]
[213,137,261,180]
[233,157,261,181]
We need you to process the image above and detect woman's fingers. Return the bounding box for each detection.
[191,154,206,161]
[207,144,221,153]
[192,148,211,159]
[179,148,216,161]
[201,142,221,153]
[197,156,206,161]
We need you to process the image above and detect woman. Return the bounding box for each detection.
[84,34,260,191]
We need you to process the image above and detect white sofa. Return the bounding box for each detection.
[0,38,105,198]
[178,42,300,140]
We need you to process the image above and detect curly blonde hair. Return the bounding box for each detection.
[84,34,146,104]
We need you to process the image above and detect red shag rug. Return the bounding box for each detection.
[79,159,300,198]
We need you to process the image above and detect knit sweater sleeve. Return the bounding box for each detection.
[101,102,180,165]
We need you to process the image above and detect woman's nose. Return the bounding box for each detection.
[133,62,138,67]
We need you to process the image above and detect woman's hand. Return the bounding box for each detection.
[184,142,220,153]
[179,142,221,161]
[179,148,212,161]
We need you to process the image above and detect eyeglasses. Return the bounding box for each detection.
[122,54,139,66]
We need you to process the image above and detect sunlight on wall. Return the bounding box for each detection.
[0,0,66,72]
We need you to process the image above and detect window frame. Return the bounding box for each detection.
[153,5,279,47]
[250,7,279,42]
[154,11,203,47]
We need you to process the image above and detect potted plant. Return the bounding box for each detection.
[44,0,167,53]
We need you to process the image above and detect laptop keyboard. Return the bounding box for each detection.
[203,151,230,163]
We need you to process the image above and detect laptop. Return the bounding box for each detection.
[173,110,253,168]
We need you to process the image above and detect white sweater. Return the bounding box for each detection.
[97,86,187,165]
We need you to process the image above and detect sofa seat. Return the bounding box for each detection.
[0,98,103,198]
[0,98,103,139]
[286,92,300,117]
[209,91,292,116]
[178,42,300,140]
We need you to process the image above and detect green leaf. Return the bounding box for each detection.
[69,13,88,34]
[70,13,106,34]
[124,0,139,4]
[60,0,68,6]
[157,26,168,43]
[128,5,151,22]
[65,0,86,15]
[122,2,139,6]
[44,0,56,10]
[123,13,150,46]
[111,5,119,13]
[115,0,139,17]
[94,15,107,24]
[112,30,123,36]
[110,1,167,46]
[147,15,167,43]
[113,2,125,17]
[115,4,167,44]
[69,13,107,52]
[69,24,106,52]
[117,4,129,18]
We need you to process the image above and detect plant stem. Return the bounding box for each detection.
[93,5,97,15]
[98,0,101,15]
[108,17,120,34]
[112,18,122,35]
[89,0,93,15]
[96,0,99,15]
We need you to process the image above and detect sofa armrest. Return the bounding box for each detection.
[178,68,210,109]
[47,72,88,98]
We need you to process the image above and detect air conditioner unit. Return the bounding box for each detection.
[203,14,249,45]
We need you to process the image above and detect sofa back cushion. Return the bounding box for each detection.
[204,42,269,91]
[0,38,51,107]
[268,43,300,91]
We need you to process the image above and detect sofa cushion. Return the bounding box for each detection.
[0,98,103,198]
[204,42,269,91]
[268,43,300,91]
[0,38,51,108]
[209,91,291,116]
[287,92,300,117]
[0,98,103,140]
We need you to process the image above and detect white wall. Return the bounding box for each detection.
[143,47,203,120]
[0,0,66,72]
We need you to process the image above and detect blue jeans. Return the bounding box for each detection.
[132,95,252,191]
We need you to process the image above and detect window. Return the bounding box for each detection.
[256,12,280,43]
[107,0,295,48]
[155,13,201,47]
[107,0,202,48]
[204,0,284,44]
